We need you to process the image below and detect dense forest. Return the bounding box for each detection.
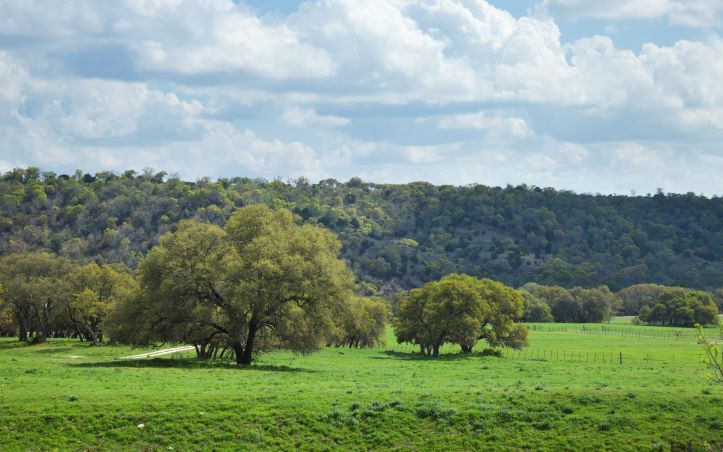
[2,167,723,294]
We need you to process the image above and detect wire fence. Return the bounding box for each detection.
[526,324,714,341]
[503,348,685,365]
[361,340,722,367]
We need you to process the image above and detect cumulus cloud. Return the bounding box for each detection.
[538,0,723,27]
[0,0,722,194]
[436,112,533,138]
[281,107,350,127]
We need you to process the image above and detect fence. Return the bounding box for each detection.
[526,324,708,341]
[503,348,667,365]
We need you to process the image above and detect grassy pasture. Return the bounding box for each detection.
[0,323,721,451]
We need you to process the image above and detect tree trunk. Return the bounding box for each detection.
[432,344,440,358]
[35,302,50,344]
[18,321,27,342]
[232,341,244,365]
[84,324,100,347]
[238,323,258,365]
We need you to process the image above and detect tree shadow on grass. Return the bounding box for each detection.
[374,350,501,361]
[35,347,75,354]
[0,341,78,352]
[0,341,27,351]
[68,358,312,373]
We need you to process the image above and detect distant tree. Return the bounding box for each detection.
[617,284,670,315]
[0,283,15,336]
[67,263,137,346]
[712,288,723,312]
[569,286,617,323]
[520,289,553,322]
[0,253,75,343]
[638,290,718,327]
[522,283,576,322]
[332,297,388,348]
[395,274,483,357]
[394,274,527,357]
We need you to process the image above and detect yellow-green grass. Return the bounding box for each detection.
[0,324,721,451]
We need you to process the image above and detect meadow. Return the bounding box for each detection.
[0,323,721,451]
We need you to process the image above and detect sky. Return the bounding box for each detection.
[1,1,723,195]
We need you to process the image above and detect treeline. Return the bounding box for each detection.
[0,253,135,344]
[0,206,394,364]
[3,167,723,294]
[519,283,719,327]
[0,205,534,361]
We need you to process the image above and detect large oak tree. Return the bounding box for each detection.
[109,205,354,365]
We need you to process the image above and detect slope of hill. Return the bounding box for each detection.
[2,167,723,292]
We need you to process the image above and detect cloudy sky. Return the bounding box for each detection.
[1,0,723,194]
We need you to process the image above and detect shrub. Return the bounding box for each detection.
[415,400,457,422]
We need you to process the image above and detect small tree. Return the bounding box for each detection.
[332,297,389,348]
[520,289,553,322]
[394,274,528,357]
[67,263,137,346]
[0,253,75,343]
[695,324,723,382]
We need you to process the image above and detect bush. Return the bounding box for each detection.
[415,400,457,422]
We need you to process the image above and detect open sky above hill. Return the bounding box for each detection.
[1,0,723,195]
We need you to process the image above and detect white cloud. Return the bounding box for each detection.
[281,107,350,127]
[0,0,723,194]
[538,0,723,27]
[436,112,533,138]
[611,143,665,170]
[127,2,335,80]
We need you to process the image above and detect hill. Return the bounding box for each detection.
[2,167,723,292]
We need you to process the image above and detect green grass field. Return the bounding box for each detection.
[1,323,721,451]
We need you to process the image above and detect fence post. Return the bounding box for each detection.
[619,352,622,366]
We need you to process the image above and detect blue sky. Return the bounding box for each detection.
[1,0,723,195]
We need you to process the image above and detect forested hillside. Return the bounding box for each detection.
[2,167,723,292]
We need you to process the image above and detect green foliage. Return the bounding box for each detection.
[694,324,722,382]
[522,283,617,323]
[520,289,554,322]
[639,290,720,327]
[618,284,671,315]
[0,282,13,336]
[0,252,76,343]
[3,168,723,292]
[68,263,137,346]
[394,274,527,356]
[109,206,355,365]
[331,296,389,348]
